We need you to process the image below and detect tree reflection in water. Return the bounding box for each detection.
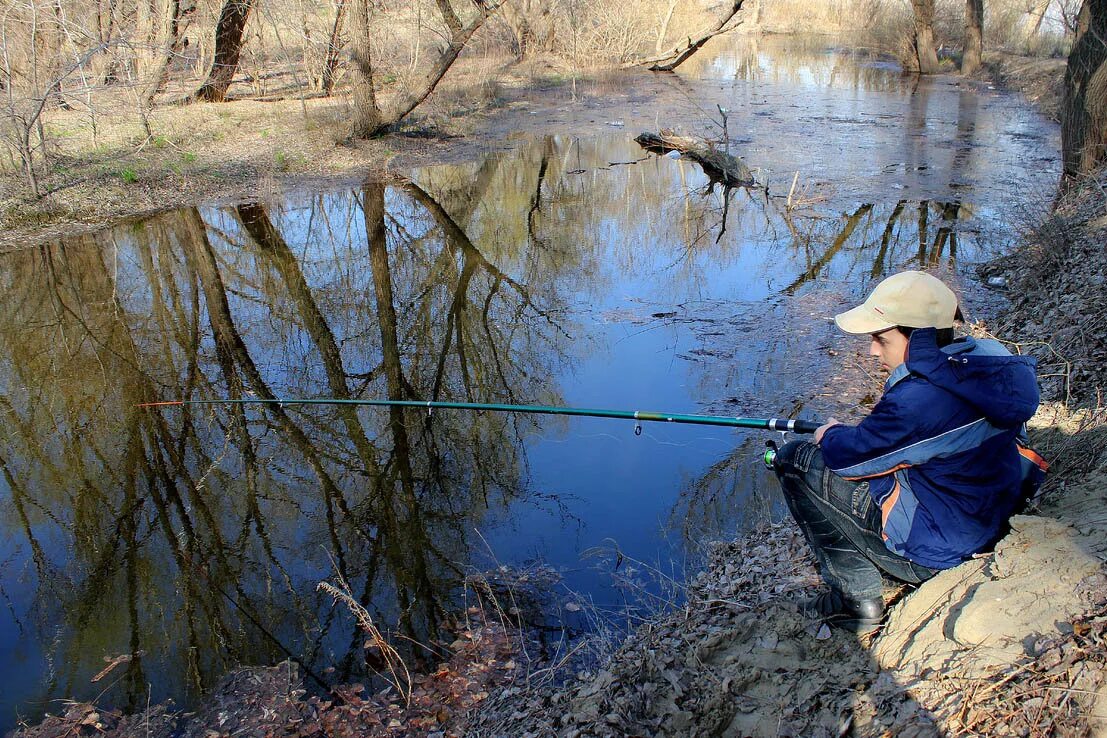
[0,134,995,724]
[0,172,575,718]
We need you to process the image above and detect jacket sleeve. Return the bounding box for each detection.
[819,387,923,480]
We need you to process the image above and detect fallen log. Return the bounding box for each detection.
[634,130,754,186]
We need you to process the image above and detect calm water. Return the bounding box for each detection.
[0,38,1059,728]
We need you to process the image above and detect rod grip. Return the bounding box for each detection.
[793,419,821,435]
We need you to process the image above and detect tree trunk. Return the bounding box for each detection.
[140,0,181,103]
[434,0,462,34]
[193,0,255,102]
[1023,0,1053,42]
[348,0,381,137]
[1060,0,1107,188]
[911,0,940,74]
[350,0,506,139]
[502,1,535,60]
[655,0,678,54]
[962,0,983,76]
[319,0,347,95]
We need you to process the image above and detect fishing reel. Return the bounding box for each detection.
[762,439,779,470]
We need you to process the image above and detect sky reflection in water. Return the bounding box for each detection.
[0,37,1059,729]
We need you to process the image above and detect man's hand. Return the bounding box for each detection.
[814,417,841,444]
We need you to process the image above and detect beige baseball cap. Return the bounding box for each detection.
[834,271,958,335]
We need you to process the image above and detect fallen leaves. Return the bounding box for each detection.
[294,612,522,738]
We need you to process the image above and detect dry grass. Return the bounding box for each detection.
[988,166,1107,409]
[318,573,413,705]
[756,0,1073,68]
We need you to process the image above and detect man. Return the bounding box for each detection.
[772,271,1044,632]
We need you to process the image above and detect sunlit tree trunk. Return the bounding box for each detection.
[1022,0,1053,43]
[503,1,535,60]
[1060,0,1107,188]
[962,0,983,76]
[319,0,347,95]
[193,0,255,102]
[348,0,382,136]
[134,0,156,77]
[910,0,940,74]
[140,0,182,103]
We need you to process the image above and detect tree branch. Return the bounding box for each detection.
[627,0,745,72]
[434,0,462,34]
[375,0,508,133]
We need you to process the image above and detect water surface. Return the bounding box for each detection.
[0,37,1059,728]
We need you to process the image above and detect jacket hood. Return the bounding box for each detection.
[905,328,1040,428]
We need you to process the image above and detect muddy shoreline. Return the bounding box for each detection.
[0,62,682,251]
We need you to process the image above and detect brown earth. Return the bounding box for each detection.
[0,57,684,253]
[980,50,1068,122]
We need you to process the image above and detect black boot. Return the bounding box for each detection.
[774,441,887,633]
[800,589,884,633]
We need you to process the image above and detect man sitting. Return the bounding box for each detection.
[772,271,1044,631]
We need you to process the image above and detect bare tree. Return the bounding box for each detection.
[349,0,507,139]
[319,0,348,95]
[910,0,940,74]
[347,0,380,137]
[2,38,116,198]
[654,0,679,54]
[1022,0,1054,42]
[1058,0,1085,34]
[193,0,256,101]
[502,0,548,60]
[140,0,184,103]
[1060,0,1107,187]
[630,0,746,72]
[962,0,983,76]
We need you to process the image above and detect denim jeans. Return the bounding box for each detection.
[774,440,937,601]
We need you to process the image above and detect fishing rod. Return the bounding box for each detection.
[137,398,816,466]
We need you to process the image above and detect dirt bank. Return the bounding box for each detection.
[981,50,1067,122]
[0,58,683,252]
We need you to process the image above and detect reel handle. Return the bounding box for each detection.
[763,439,779,469]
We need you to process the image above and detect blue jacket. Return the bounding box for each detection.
[820,328,1040,569]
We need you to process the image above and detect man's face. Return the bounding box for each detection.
[870,329,909,373]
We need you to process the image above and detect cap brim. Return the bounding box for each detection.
[834,304,896,335]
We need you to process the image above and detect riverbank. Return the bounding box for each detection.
[458,166,1107,736]
[0,41,1070,253]
[0,56,684,252]
[981,50,1067,122]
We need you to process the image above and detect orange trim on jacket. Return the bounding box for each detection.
[880,477,902,542]
[1017,444,1050,472]
[840,463,911,482]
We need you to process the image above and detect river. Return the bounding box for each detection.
[0,36,1059,729]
